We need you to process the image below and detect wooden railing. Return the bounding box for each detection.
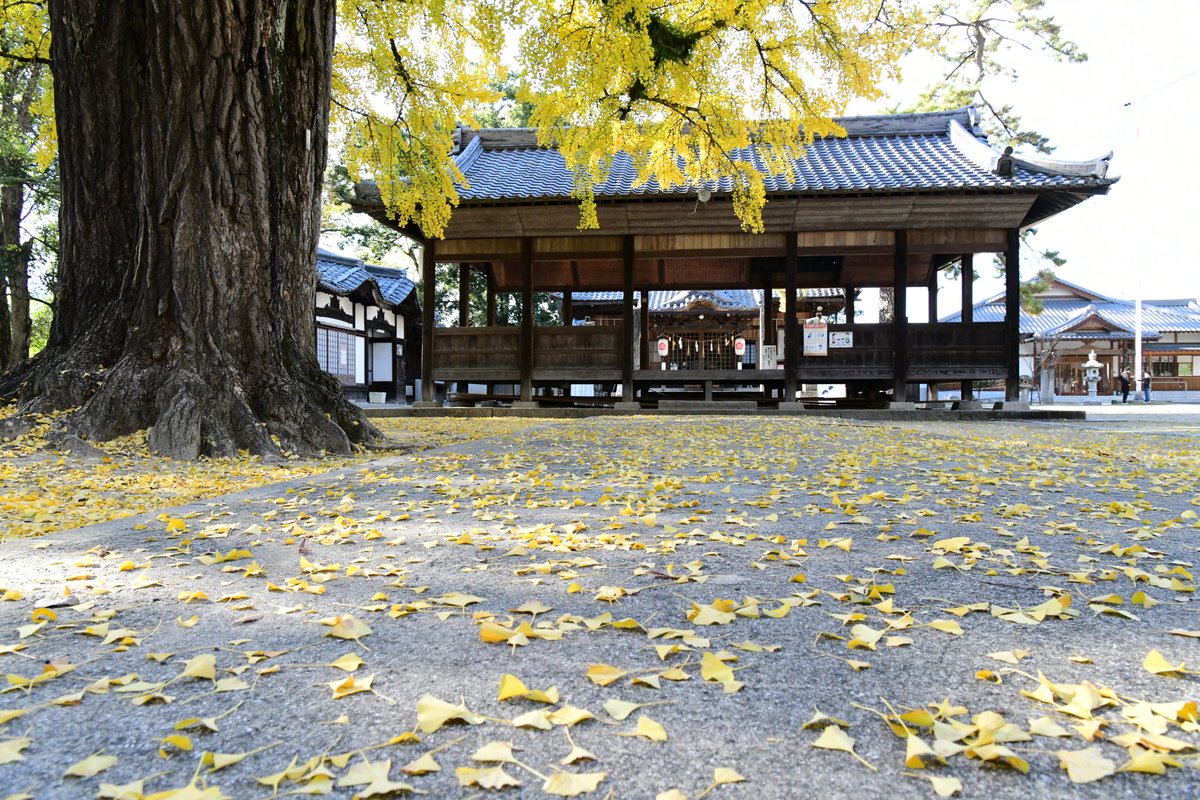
[909,322,1007,380]
[798,324,894,381]
[534,326,624,381]
[428,321,1010,388]
[430,327,520,382]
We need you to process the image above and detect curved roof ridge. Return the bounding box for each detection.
[949,119,1112,180]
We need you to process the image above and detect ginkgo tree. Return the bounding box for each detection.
[0,0,923,458]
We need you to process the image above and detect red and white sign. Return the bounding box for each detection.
[657,338,669,356]
[733,337,746,356]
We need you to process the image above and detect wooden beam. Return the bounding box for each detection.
[420,242,436,403]
[519,238,533,403]
[784,234,798,401]
[622,236,635,402]
[1005,229,1020,402]
[844,287,856,324]
[892,230,909,399]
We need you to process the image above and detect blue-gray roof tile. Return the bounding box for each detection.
[453,115,1113,203]
[317,249,415,309]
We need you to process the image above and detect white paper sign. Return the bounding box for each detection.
[803,321,828,356]
[829,331,853,348]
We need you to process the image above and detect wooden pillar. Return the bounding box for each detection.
[640,289,650,369]
[485,264,497,327]
[621,236,635,403]
[927,264,938,402]
[761,269,774,346]
[519,239,534,403]
[783,234,798,402]
[562,290,573,326]
[892,230,909,400]
[927,265,938,322]
[457,264,470,396]
[1005,229,1021,402]
[419,242,436,404]
[844,287,855,325]
[959,253,973,400]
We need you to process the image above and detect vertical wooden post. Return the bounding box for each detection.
[844,287,856,325]
[640,289,650,369]
[562,290,573,326]
[927,263,939,402]
[621,235,635,403]
[419,241,436,404]
[927,265,938,322]
[485,264,497,327]
[457,263,470,397]
[457,263,470,327]
[959,253,973,400]
[519,239,534,403]
[892,230,909,401]
[784,234,798,402]
[1005,229,1021,402]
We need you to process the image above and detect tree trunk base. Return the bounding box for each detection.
[2,345,380,460]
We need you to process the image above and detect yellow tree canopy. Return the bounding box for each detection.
[334,0,924,236]
[0,0,54,170]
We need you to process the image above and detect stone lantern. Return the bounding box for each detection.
[1082,350,1102,398]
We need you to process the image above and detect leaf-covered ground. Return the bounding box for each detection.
[1,415,1199,799]
[0,407,555,540]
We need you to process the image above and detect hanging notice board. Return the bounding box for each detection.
[803,321,828,356]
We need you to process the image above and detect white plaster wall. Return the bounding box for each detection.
[355,337,366,385]
[355,304,366,332]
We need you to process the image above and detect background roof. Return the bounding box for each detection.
[316,249,415,309]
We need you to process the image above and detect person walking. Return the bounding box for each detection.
[1142,370,1152,403]
[1119,369,1131,403]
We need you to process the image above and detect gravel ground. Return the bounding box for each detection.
[1,415,1198,800]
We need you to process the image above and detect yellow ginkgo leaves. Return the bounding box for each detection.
[415,694,484,733]
[64,751,118,778]
[1142,649,1189,677]
[1057,747,1117,783]
[321,614,372,642]
[498,674,559,704]
[811,725,876,771]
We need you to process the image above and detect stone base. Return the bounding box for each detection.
[510,401,540,409]
[952,400,982,410]
[993,400,1031,411]
[888,402,918,411]
[412,400,442,409]
[658,400,759,412]
[612,402,644,412]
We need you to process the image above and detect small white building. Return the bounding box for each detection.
[315,249,421,403]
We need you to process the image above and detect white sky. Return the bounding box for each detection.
[869,0,1200,319]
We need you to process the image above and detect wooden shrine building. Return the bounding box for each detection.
[354,107,1114,408]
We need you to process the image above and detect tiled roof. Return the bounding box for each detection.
[571,287,844,311]
[451,109,1114,203]
[316,249,415,309]
[941,294,1200,339]
[571,289,761,311]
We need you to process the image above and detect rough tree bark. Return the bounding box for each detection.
[1,175,29,365]
[1,1,378,458]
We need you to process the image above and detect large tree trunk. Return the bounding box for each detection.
[2,1,378,458]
